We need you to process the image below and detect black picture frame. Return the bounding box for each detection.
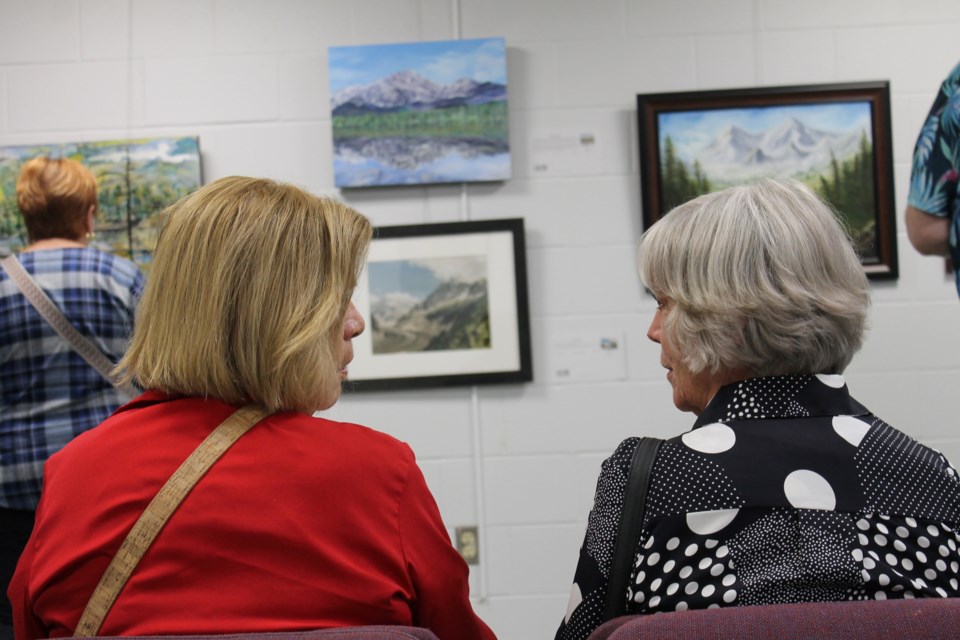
[345,217,532,392]
[637,81,898,279]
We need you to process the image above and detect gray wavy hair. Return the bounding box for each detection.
[639,178,870,377]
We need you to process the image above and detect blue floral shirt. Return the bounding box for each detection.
[908,61,960,293]
[0,248,144,510]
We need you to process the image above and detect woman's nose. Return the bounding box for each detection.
[344,303,365,339]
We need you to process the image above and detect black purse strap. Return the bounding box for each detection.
[604,437,662,621]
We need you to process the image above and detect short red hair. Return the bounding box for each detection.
[16,157,98,242]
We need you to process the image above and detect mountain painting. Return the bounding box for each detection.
[0,137,201,266]
[656,101,878,257]
[368,256,491,354]
[328,38,510,187]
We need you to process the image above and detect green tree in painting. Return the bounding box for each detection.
[660,135,713,212]
[817,130,876,256]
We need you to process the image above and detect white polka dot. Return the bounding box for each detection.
[937,587,948,598]
[702,584,716,597]
[852,549,864,562]
[879,574,890,586]
[708,604,720,610]
[644,537,655,549]
[563,583,582,624]
[938,559,948,571]
[651,578,662,592]
[636,570,646,584]
[685,582,699,595]
[663,560,676,573]
[684,544,698,557]
[705,539,719,549]
[816,373,845,388]
[858,534,869,545]
[877,523,889,535]
[648,552,661,566]
[686,508,740,536]
[833,415,870,447]
[929,525,941,537]
[667,583,679,596]
[649,595,661,608]
[925,569,938,580]
[698,558,711,570]
[679,566,693,579]
[723,589,737,603]
[682,423,736,454]
[856,519,870,531]
[896,526,909,538]
[951,578,958,590]
[894,540,907,552]
[902,558,914,571]
[906,517,918,527]
[666,537,680,551]
[941,546,951,557]
[722,574,736,587]
[783,469,837,510]
[864,558,876,570]
[634,591,645,604]
[875,534,888,546]
[905,592,916,599]
[717,546,730,559]
[675,601,688,612]
[875,591,887,600]
[952,561,959,573]
[862,569,872,581]
[710,563,723,577]
[919,537,931,548]
[886,554,898,567]
[917,551,928,563]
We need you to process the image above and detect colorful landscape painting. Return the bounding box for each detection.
[656,102,877,257]
[368,255,491,354]
[328,38,510,187]
[0,136,202,265]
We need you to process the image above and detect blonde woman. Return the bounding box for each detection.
[0,157,144,636]
[9,177,495,640]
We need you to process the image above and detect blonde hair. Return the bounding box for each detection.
[639,178,870,377]
[16,156,98,242]
[117,176,372,412]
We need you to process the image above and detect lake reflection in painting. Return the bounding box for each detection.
[328,38,511,187]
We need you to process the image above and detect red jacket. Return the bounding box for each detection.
[9,392,495,640]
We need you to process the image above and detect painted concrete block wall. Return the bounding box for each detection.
[3,1,960,638]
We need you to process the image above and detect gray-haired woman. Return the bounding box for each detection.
[557,179,960,640]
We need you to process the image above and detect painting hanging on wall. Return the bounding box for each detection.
[346,218,531,391]
[0,136,202,266]
[328,37,511,188]
[637,82,897,279]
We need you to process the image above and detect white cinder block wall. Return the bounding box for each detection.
[3,0,960,637]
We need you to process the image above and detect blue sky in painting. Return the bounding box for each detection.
[328,37,506,93]
[658,101,873,162]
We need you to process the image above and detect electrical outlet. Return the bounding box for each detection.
[456,526,479,565]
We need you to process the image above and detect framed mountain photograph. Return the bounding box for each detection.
[328,37,511,188]
[345,218,532,391]
[637,82,897,279]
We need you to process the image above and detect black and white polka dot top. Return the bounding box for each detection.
[556,374,960,640]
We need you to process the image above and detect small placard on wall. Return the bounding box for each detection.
[545,330,627,383]
[529,128,601,177]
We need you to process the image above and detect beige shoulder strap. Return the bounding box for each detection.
[0,254,139,399]
[74,403,272,636]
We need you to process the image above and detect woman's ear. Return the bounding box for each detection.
[85,204,97,235]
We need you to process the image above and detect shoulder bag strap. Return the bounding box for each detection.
[0,254,139,399]
[74,403,272,636]
[603,436,663,621]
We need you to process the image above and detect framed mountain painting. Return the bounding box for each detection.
[0,136,202,267]
[637,82,897,279]
[345,218,532,391]
[328,37,511,187]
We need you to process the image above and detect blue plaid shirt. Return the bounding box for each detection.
[0,247,144,510]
